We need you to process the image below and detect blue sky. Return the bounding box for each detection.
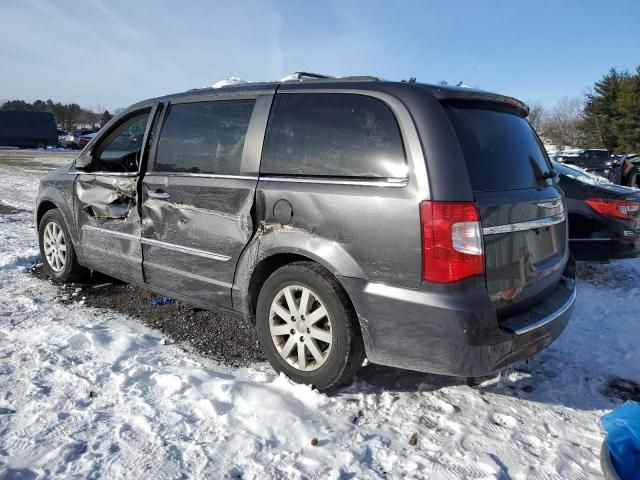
[1,0,638,111]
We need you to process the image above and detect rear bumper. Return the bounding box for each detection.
[339,265,576,377]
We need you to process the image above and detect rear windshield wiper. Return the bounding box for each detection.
[541,169,558,180]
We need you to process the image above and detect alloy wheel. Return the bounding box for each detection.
[269,285,333,371]
[43,221,67,272]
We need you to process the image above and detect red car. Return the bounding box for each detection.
[76,132,97,150]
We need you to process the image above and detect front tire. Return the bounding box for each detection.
[256,261,365,390]
[38,209,86,281]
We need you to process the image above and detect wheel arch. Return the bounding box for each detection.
[36,200,59,228]
[232,226,368,319]
[36,190,79,247]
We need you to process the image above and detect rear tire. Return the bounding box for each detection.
[38,209,86,281]
[256,261,365,390]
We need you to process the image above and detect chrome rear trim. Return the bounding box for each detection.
[482,213,565,235]
[513,285,577,335]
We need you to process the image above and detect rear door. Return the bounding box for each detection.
[140,92,272,308]
[445,102,568,315]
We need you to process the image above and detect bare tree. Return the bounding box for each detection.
[526,101,546,134]
[543,96,584,148]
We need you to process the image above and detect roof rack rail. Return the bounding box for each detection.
[295,71,332,80]
[280,72,334,82]
[280,72,380,83]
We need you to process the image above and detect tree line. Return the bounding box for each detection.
[0,99,113,131]
[528,66,640,153]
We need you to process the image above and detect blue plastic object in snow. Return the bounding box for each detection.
[601,401,640,480]
[150,296,175,306]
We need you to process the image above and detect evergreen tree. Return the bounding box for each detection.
[580,68,636,151]
[0,98,101,130]
[100,110,113,127]
[612,67,640,152]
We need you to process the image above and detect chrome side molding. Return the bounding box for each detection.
[258,176,408,187]
[81,226,231,261]
[141,237,231,262]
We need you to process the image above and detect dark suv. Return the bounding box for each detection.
[556,149,620,183]
[35,78,576,389]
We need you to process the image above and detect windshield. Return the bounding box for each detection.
[445,102,553,192]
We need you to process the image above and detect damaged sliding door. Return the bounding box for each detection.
[140,94,272,308]
[74,106,158,282]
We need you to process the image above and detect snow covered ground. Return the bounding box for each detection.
[1,153,639,479]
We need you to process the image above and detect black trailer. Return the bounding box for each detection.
[0,111,58,148]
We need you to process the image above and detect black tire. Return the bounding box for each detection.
[256,261,365,390]
[34,140,46,149]
[38,209,86,281]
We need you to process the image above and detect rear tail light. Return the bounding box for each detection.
[420,201,484,283]
[585,198,640,220]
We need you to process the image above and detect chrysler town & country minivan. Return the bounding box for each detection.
[36,77,576,389]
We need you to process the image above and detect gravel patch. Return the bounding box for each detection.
[31,264,265,367]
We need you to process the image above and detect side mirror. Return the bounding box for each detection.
[75,150,92,170]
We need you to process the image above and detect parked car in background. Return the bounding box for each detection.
[0,111,58,148]
[555,149,621,184]
[62,129,96,149]
[76,132,97,150]
[553,160,640,261]
[36,78,576,389]
[57,130,68,146]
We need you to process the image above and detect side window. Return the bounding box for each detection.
[261,93,406,178]
[153,99,255,175]
[93,111,150,173]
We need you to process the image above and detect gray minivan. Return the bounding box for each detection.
[36,77,576,389]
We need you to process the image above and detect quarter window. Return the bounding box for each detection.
[261,93,406,178]
[154,99,255,175]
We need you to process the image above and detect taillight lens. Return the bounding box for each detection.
[585,198,640,220]
[420,201,484,283]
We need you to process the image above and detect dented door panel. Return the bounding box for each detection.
[75,173,143,282]
[141,174,258,308]
[255,179,424,287]
[72,104,158,283]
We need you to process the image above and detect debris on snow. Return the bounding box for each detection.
[150,296,175,306]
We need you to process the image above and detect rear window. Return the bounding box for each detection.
[581,150,610,165]
[261,93,406,178]
[445,102,553,192]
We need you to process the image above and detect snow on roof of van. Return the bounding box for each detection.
[211,77,248,88]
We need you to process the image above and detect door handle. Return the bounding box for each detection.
[148,190,170,200]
